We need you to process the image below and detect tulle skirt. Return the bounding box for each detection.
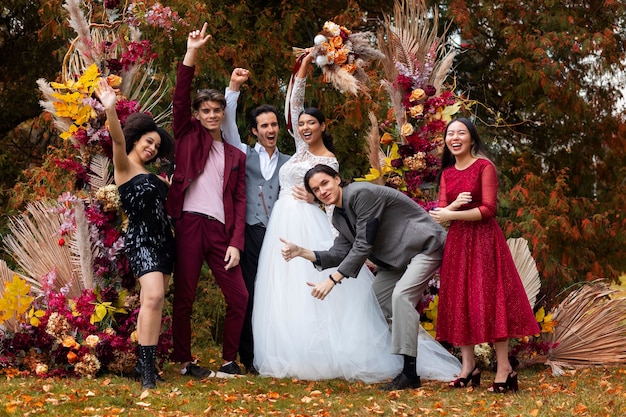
[252,196,461,382]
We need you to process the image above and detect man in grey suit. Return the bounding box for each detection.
[281,164,446,390]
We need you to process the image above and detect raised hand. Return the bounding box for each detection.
[187,22,212,50]
[95,78,117,110]
[229,68,250,91]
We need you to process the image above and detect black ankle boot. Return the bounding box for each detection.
[138,345,157,389]
[135,346,165,382]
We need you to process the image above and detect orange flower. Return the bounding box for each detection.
[380,132,394,145]
[335,50,348,65]
[329,36,343,49]
[62,336,80,350]
[67,351,79,364]
[106,75,122,88]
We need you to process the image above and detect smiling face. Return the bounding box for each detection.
[306,171,342,207]
[252,112,279,155]
[444,120,474,158]
[195,100,225,134]
[132,131,162,163]
[297,113,325,146]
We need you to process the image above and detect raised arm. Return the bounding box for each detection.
[95,78,129,176]
[223,68,250,153]
[290,52,315,152]
[182,22,212,67]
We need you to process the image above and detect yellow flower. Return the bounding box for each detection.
[84,334,100,349]
[400,123,414,137]
[409,104,424,118]
[409,88,426,102]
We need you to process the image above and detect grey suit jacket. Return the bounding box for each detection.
[315,182,446,278]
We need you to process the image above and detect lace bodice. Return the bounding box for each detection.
[278,152,338,199]
[280,75,339,199]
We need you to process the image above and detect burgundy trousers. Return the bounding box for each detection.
[171,212,248,362]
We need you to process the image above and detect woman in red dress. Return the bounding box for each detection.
[430,118,539,393]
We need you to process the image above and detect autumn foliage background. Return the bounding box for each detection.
[2,0,624,306]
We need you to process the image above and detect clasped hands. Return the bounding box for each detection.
[430,191,472,224]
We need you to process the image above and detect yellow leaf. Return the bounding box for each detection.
[535,306,545,322]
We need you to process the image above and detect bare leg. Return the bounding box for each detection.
[492,339,513,382]
[137,272,167,345]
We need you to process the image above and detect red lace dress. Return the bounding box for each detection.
[435,158,539,346]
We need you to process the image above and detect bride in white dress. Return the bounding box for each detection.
[251,52,460,382]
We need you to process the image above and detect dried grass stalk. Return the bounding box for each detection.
[507,237,540,309]
[364,112,385,185]
[69,200,99,290]
[542,281,626,375]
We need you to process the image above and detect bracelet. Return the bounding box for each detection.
[329,274,342,285]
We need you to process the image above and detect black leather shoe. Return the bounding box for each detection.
[244,363,259,375]
[379,373,422,391]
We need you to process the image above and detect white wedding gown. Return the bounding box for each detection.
[251,77,461,382]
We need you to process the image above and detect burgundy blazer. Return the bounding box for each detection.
[166,63,246,251]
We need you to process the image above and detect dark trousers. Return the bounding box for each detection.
[238,223,266,366]
[172,213,248,362]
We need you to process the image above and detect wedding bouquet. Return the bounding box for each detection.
[294,20,384,95]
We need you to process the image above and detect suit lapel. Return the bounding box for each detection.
[223,145,234,191]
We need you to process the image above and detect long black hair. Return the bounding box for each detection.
[299,107,335,153]
[123,113,173,162]
[438,117,491,183]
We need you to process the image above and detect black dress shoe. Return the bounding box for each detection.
[379,373,422,391]
[244,363,259,375]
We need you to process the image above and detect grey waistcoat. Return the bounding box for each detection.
[245,147,290,226]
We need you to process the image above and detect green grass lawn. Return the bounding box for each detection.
[2,343,624,417]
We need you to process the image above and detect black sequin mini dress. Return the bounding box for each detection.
[118,173,175,277]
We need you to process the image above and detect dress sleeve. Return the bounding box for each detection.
[290,77,307,153]
[478,162,498,219]
[437,174,448,208]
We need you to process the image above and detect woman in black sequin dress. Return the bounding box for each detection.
[96,79,173,389]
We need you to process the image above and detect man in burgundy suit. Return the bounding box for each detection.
[166,23,248,378]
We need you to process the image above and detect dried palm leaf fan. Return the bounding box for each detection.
[3,201,98,298]
[507,237,541,309]
[540,281,626,375]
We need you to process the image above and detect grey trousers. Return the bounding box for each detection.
[372,247,444,357]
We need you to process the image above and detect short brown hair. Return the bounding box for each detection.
[192,88,226,111]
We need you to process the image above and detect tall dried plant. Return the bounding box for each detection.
[377,0,456,141]
[539,281,626,375]
[507,237,541,309]
[3,201,94,299]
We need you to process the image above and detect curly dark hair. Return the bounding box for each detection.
[122,113,173,162]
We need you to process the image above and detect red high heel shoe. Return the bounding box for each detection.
[449,366,481,388]
[489,371,518,393]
